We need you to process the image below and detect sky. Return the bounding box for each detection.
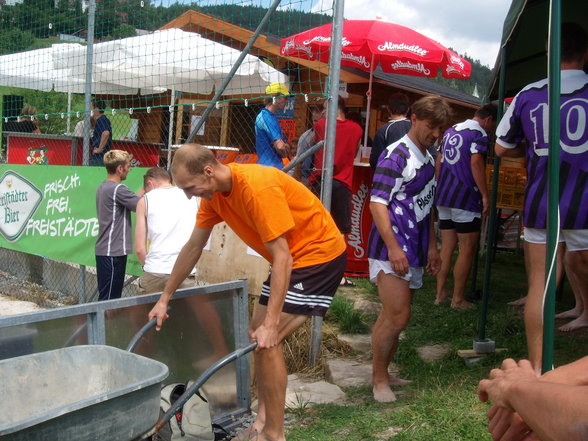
[163,0,513,68]
[325,0,513,68]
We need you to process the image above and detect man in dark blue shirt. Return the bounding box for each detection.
[369,92,411,169]
[90,99,112,166]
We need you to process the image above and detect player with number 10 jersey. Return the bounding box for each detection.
[496,70,588,230]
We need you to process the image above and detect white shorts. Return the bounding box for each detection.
[368,258,424,289]
[437,206,481,223]
[524,227,588,251]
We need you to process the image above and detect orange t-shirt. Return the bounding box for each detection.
[196,163,345,268]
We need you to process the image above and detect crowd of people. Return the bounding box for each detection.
[86,21,588,441]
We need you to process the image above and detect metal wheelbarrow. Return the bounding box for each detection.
[0,315,257,441]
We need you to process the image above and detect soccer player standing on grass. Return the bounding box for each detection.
[495,22,588,373]
[435,103,497,309]
[149,144,346,441]
[368,95,451,403]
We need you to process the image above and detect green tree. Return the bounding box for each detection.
[0,29,36,55]
[109,23,137,40]
[95,0,123,39]
[21,90,85,135]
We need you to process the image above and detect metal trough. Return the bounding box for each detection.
[0,345,169,441]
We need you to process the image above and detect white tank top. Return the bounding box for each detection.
[143,186,199,274]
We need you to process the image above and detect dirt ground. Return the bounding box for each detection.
[0,294,43,316]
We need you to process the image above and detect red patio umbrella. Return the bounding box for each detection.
[280,20,472,146]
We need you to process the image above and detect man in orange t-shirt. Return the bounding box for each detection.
[149,144,346,441]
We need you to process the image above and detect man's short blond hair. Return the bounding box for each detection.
[104,150,130,174]
[171,144,218,176]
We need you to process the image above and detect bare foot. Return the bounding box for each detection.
[234,424,261,441]
[389,376,412,387]
[434,297,450,306]
[508,296,527,307]
[558,317,588,332]
[451,300,474,310]
[555,308,582,320]
[373,384,397,403]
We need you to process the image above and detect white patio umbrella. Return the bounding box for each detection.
[51,28,288,96]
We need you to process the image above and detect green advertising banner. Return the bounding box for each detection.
[0,164,148,276]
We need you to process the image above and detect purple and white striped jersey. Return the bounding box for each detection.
[368,135,435,267]
[436,119,489,213]
[496,70,588,229]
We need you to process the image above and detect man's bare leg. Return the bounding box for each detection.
[372,271,413,402]
[451,231,479,310]
[436,229,457,305]
[556,249,584,320]
[523,242,566,373]
[559,250,588,332]
[513,245,564,308]
[235,305,307,441]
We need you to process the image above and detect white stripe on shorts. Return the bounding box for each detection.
[260,285,334,308]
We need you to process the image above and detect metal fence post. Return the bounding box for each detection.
[82,0,96,166]
[79,265,87,304]
[186,0,284,144]
[542,1,562,375]
[308,0,345,366]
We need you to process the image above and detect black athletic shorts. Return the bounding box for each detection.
[259,250,347,317]
[438,217,481,234]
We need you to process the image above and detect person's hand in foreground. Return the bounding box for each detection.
[478,358,537,410]
[148,300,170,331]
[486,404,539,441]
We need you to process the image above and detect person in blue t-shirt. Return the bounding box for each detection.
[255,82,291,169]
[90,99,112,166]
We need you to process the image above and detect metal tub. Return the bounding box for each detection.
[0,345,169,441]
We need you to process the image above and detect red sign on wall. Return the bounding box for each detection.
[7,135,160,168]
[7,135,75,166]
[74,140,160,167]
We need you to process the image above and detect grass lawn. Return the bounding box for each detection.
[286,250,588,441]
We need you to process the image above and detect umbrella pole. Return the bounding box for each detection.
[362,54,375,149]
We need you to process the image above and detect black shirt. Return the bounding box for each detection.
[4,120,37,133]
[370,118,411,169]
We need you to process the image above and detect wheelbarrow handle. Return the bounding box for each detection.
[125,306,172,353]
[143,341,258,438]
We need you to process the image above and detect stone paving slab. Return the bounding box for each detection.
[286,374,346,407]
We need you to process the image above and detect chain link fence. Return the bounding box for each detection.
[0,0,335,302]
